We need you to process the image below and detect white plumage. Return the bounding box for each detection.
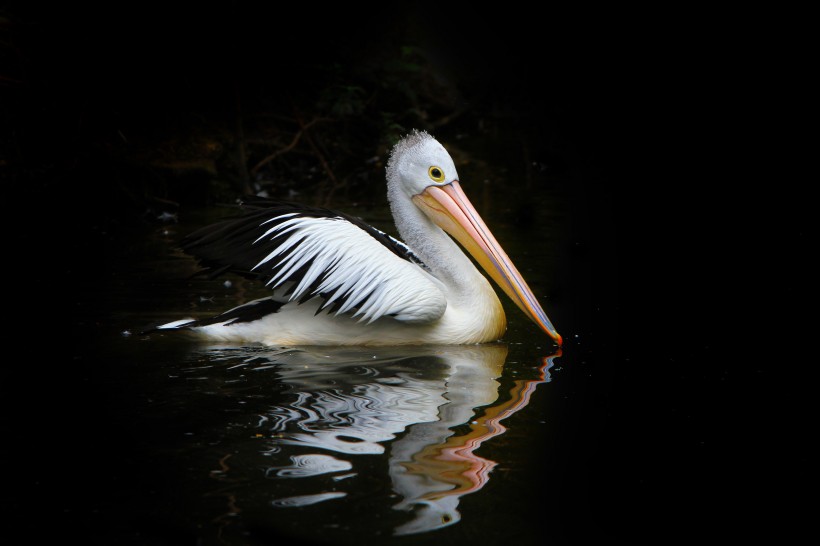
[252,214,447,324]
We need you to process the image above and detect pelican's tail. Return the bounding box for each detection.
[141,297,287,335]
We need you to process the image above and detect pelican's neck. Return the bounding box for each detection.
[388,187,487,298]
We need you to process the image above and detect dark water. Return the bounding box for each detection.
[8,157,785,545]
[80,341,561,545]
[7,168,788,545]
[9,175,631,545]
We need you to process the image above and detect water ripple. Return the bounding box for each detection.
[271,491,347,507]
[266,453,352,478]
[179,344,558,536]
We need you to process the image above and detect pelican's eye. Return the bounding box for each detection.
[428,166,445,183]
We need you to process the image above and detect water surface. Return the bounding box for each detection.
[13,181,618,546]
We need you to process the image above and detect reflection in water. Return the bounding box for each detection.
[266,454,353,478]
[270,491,348,507]
[189,343,558,536]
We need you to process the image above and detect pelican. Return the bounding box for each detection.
[156,130,561,346]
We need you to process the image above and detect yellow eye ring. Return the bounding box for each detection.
[428,166,445,182]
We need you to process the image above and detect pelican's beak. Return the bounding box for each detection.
[413,182,562,346]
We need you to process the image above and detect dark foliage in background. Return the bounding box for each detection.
[2,6,612,214]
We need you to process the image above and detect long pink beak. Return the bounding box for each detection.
[413,181,562,346]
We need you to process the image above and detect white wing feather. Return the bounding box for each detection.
[251,215,447,324]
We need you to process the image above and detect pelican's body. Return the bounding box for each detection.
[187,250,504,346]
[157,131,561,347]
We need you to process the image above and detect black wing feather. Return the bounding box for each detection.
[189,298,287,327]
[181,199,427,280]
[180,199,431,320]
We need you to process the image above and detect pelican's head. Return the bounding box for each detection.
[387,131,461,197]
[386,130,562,346]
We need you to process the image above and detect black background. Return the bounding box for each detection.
[2,4,806,544]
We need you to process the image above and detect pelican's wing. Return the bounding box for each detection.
[181,201,447,324]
